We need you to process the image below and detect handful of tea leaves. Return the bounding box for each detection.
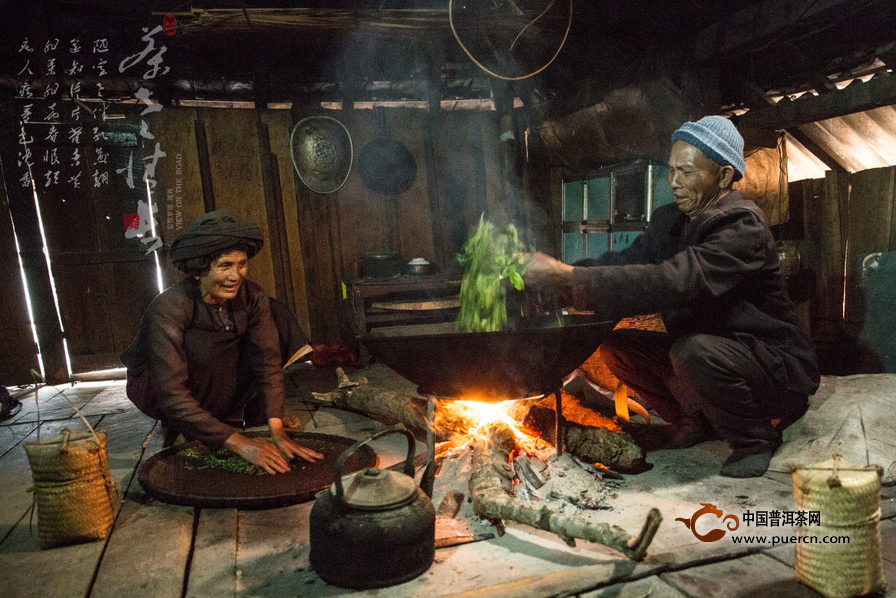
[456,215,527,332]
[179,444,273,475]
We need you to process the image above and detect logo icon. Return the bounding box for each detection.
[163,15,177,36]
[675,503,740,542]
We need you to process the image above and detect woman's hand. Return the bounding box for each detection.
[269,417,324,464]
[224,432,294,475]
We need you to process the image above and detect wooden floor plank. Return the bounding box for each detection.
[771,375,896,474]
[234,502,315,597]
[3,385,69,425]
[77,383,141,418]
[579,575,690,598]
[185,509,238,598]
[880,519,896,564]
[659,553,823,598]
[7,385,109,427]
[89,499,195,598]
[0,420,38,458]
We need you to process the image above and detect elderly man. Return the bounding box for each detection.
[524,116,819,478]
[122,210,322,474]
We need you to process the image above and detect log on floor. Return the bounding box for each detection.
[524,401,645,472]
[313,371,429,427]
[468,423,661,559]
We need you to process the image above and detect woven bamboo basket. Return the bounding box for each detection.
[791,455,887,598]
[24,428,117,549]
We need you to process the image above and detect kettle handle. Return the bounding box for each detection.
[332,423,417,503]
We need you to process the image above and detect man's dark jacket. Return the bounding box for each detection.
[572,191,819,396]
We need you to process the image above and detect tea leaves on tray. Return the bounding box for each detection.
[457,215,527,332]
[178,445,270,475]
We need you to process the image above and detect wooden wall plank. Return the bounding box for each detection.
[257,120,293,306]
[0,162,38,385]
[147,107,205,289]
[793,179,824,333]
[423,111,445,266]
[261,110,311,336]
[392,109,436,264]
[817,171,847,330]
[843,166,895,325]
[436,110,489,274]
[198,108,277,297]
[0,93,67,383]
[288,106,335,341]
[333,108,390,264]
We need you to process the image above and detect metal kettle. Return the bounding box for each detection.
[309,424,435,589]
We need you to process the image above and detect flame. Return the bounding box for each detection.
[438,399,542,452]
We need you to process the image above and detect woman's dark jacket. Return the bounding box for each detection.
[121,277,284,445]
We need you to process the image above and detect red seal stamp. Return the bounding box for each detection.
[123,213,140,230]
[163,15,177,36]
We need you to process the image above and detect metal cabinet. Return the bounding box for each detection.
[561,160,674,264]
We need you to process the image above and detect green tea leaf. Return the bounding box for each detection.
[456,215,527,332]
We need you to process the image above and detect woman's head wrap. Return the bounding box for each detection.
[170,210,264,274]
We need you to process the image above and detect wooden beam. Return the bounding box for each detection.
[693,0,853,61]
[193,119,216,212]
[739,128,780,149]
[785,127,847,173]
[256,119,292,305]
[734,72,896,131]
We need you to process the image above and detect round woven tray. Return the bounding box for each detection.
[138,431,377,509]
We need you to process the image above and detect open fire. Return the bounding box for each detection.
[436,398,542,453]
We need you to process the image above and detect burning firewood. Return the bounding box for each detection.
[523,401,644,472]
[313,369,645,471]
[469,423,661,560]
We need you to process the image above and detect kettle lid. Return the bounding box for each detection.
[332,467,417,510]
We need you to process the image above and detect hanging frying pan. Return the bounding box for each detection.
[357,107,417,195]
[290,116,353,194]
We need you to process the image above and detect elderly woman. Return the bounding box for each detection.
[122,210,321,474]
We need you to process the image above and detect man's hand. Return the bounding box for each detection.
[523,252,576,309]
[523,252,574,289]
[269,417,324,464]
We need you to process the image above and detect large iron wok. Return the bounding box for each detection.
[360,315,616,401]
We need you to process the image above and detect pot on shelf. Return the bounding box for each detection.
[404,257,436,276]
[361,252,402,279]
[309,424,435,589]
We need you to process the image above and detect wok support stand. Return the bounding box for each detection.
[420,397,436,497]
[554,389,564,455]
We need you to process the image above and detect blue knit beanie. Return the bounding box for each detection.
[671,116,745,181]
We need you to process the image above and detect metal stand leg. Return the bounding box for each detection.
[426,397,435,464]
[554,389,564,455]
[420,397,436,497]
